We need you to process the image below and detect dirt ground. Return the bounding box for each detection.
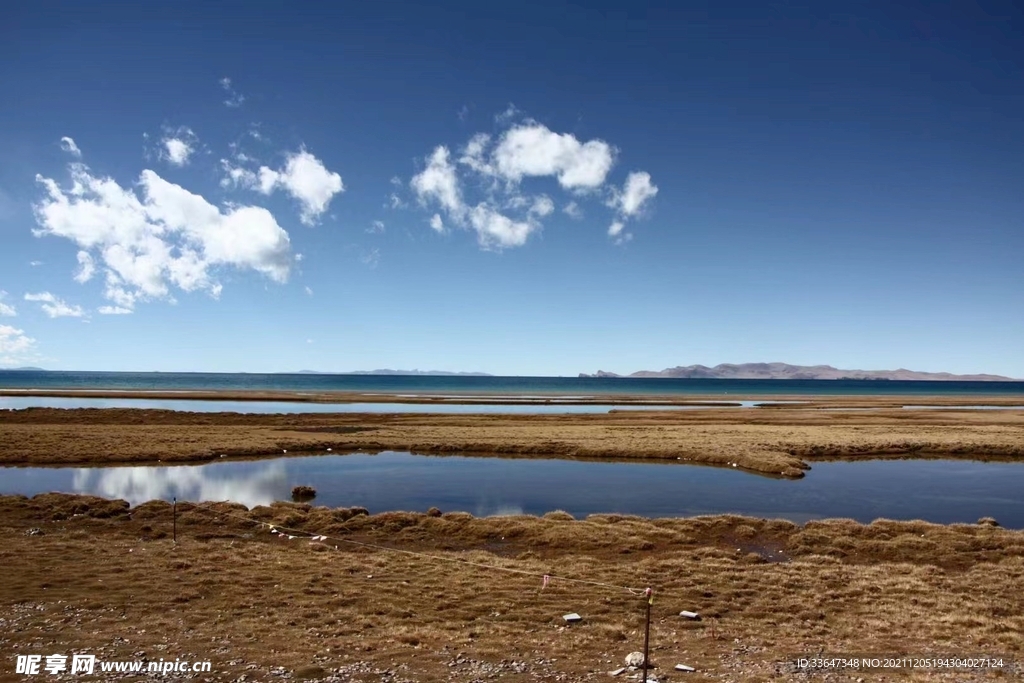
[1,494,1021,682]
[2,401,1024,478]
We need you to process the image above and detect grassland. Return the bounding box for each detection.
[2,494,1021,682]
[2,400,1023,477]
[2,396,1023,680]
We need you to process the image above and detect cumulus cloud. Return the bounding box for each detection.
[404,110,654,248]
[0,291,16,317]
[368,220,385,234]
[411,147,463,215]
[59,137,82,157]
[0,325,37,365]
[160,127,198,167]
[221,148,343,225]
[33,161,293,312]
[491,123,616,190]
[220,77,245,108]
[24,292,86,318]
[98,306,132,315]
[612,171,658,217]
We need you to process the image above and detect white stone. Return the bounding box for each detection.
[675,664,695,672]
[563,613,582,623]
[624,652,645,667]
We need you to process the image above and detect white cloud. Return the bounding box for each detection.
[74,250,95,283]
[411,146,464,215]
[220,77,245,108]
[34,161,293,312]
[160,127,198,167]
[0,291,15,317]
[304,286,313,296]
[24,292,86,318]
[530,195,554,217]
[563,201,583,219]
[468,205,538,248]
[368,220,385,234]
[612,171,658,217]
[405,110,653,249]
[492,123,615,190]
[495,103,520,124]
[0,325,37,365]
[459,133,493,175]
[608,221,632,245]
[98,306,132,315]
[29,261,43,267]
[60,137,82,157]
[221,148,344,225]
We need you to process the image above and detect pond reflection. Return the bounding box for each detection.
[2,452,1023,527]
[71,461,289,507]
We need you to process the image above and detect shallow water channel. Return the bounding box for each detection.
[2,452,1022,527]
[0,397,778,413]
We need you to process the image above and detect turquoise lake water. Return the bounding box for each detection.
[2,370,1023,396]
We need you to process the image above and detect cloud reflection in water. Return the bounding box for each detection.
[72,461,289,507]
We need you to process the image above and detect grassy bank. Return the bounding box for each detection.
[2,405,1023,477]
[2,494,1021,682]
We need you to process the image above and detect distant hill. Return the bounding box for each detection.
[297,369,493,377]
[579,363,1017,381]
[1,367,47,371]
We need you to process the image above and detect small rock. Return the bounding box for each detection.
[563,613,582,623]
[609,667,627,676]
[624,652,645,668]
[675,663,696,672]
[25,528,44,536]
[679,610,700,620]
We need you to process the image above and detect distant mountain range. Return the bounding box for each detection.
[297,369,493,376]
[579,363,1017,381]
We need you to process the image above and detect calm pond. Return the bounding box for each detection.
[2,452,1022,527]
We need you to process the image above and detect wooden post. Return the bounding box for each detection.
[642,587,652,683]
[172,497,177,544]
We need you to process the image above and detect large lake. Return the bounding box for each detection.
[2,452,1022,527]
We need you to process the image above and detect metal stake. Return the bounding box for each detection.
[643,587,652,683]
[172,497,177,544]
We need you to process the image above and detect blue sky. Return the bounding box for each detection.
[1,1,1022,377]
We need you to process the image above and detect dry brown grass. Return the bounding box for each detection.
[1,494,1021,682]
[2,403,1024,477]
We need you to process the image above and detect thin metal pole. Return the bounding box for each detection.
[172,497,177,544]
[642,587,652,683]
